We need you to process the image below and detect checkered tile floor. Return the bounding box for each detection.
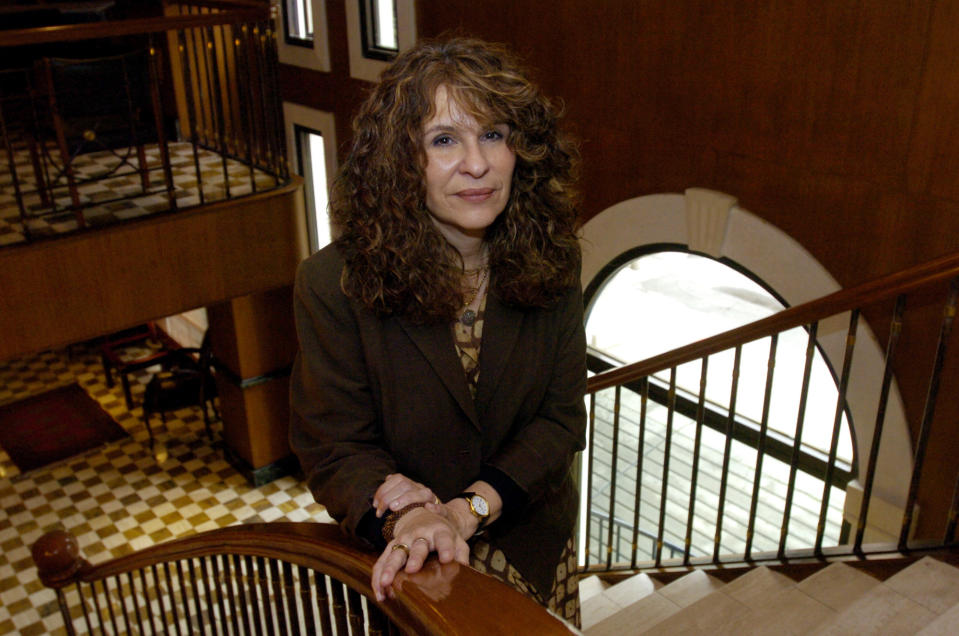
[0,140,281,247]
[0,343,332,635]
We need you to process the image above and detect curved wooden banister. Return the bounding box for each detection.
[587,250,959,393]
[32,522,573,635]
[0,3,268,48]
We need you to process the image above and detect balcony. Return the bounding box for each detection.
[0,1,306,360]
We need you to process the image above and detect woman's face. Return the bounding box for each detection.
[421,85,516,248]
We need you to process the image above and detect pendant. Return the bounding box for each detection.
[460,309,476,326]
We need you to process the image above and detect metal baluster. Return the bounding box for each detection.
[177,27,206,205]
[126,571,146,635]
[297,566,318,635]
[584,393,597,567]
[314,572,334,634]
[232,23,259,191]
[203,25,231,200]
[630,377,649,569]
[150,563,173,636]
[147,34,178,211]
[199,555,221,636]
[270,558,290,634]
[174,561,196,635]
[244,555,265,635]
[684,357,709,565]
[855,296,906,553]
[946,474,959,544]
[745,334,778,559]
[713,345,743,563]
[232,554,254,635]
[815,310,860,556]
[256,556,276,632]
[262,21,287,180]
[346,588,366,634]
[654,367,678,566]
[0,97,30,230]
[282,561,302,636]
[186,561,205,634]
[779,322,819,558]
[605,385,622,569]
[330,582,350,636]
[900,278,959,549]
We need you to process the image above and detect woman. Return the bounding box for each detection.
[289,37,586,624]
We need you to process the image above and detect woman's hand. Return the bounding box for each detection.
[372,473,438,518]
[370,505,470,601]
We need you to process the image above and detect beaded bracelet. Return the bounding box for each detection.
[381,502,427,542]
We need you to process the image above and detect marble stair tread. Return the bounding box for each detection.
[656,570,725,608]
[579,574,610,603]
[716,586,836,636]
[585,589,681,636]
[602,572,660,608]
[795,562,881,611]
[809,582,937,635]
[717,565,796,609]
[643,586,748,635]
[917,601,959,635]
[581,590,625,631]
[883,556,959,615]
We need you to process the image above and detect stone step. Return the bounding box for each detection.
[585,570,722,635]
[581,572,659,630]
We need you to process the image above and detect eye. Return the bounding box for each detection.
[482,129,505,141]
[431,134,455,147]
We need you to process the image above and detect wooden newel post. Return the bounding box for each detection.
[32,530,85,588]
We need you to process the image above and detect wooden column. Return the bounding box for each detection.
[208,285,299,485]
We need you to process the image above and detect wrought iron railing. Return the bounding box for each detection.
[582,251,959,573]
[0,1,289,246]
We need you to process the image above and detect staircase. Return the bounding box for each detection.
[580,556,959,634]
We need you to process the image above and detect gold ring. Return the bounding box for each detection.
[391,543,410,555]
[413,537,429,547]
[433,495,440,504]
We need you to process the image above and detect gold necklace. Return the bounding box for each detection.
[460,268,489,326]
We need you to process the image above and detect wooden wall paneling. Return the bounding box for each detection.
[0,180,306,361]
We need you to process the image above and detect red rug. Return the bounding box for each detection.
[0,383,128,472]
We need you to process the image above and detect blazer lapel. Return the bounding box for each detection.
[397,316,480,428]
[475,292,522,418]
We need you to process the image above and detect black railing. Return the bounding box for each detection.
[0,1,289,247]
[582,251,959,573]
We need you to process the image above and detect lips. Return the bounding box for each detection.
[456,188,495,202]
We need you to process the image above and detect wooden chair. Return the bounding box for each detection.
[100,323,180,410]
[141,330,218,448]
[31,522,573,635]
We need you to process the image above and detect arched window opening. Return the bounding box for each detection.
[583,248,852,558]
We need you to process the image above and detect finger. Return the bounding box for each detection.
[454,539,471,566]
[433,530,457,564]
[403,536,432,573]
[372,543,409,601]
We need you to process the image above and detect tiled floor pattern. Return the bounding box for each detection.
[0,343,332,635]
[0,140,281,247]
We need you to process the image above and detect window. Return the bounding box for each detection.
[359,0,398,60]
[586,249,854,469]
[283,103,337,254]
[345,0,415,82]
[277,0,330,72]
[283,0,314,46]
[583,249,852,558]
[294,126,331,252]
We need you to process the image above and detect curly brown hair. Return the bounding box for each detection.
[331,36,581,324]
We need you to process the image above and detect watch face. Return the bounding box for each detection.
[471,495,489,516]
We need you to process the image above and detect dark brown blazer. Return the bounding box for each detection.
[289,244,587,596]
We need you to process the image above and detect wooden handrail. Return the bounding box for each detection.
[587,250,959,393]
[32,522,573,635]
[0,3,267,48]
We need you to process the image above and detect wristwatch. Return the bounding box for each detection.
[459,491,490,527]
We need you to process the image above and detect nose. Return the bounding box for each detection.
[458,140,490,178]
